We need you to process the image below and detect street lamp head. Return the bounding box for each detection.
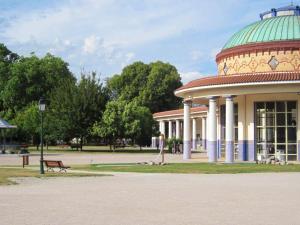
[39,97,46,112]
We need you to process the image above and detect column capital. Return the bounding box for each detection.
[207,96,219,101]
[183,99,192,105]
[223,95,236,99]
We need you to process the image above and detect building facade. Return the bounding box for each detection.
[153,5,300,162]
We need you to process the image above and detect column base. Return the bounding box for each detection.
[225,140,234,163]
[238,140,248,161]
[217,139,221,159]
[207,140,217,162]
[192,139,197,150]
[183,140,191,160]
[247,140,256,161]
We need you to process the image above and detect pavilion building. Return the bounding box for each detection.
[153,5,300,162]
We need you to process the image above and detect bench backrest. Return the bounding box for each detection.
[44,160,61,167]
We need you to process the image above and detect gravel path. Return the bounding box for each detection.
[1,172,300,225]
[0,152,208,166]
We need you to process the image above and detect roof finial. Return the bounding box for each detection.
[291,0,294,6]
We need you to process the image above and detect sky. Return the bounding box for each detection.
[0,0,298,83]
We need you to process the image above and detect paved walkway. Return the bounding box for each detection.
[1,172,300,225]
[0,152,210,166]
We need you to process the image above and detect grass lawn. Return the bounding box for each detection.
[0,167,107,185]
[74,163,300,174]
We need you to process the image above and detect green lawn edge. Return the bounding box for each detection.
[73,163,300,174]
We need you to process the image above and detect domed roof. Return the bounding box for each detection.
[223,15,300,50]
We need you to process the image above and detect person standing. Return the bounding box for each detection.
[159,134,165,164]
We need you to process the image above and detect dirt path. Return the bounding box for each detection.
[1,172,300,225]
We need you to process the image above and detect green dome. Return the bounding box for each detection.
[223,15,300,50]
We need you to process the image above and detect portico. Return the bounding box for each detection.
[153,107,207,153]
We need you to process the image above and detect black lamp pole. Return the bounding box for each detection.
[39,97,46,174]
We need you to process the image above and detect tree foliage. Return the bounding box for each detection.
[107,61,182,113]
[49,72,109,149]
[92,100,154,148]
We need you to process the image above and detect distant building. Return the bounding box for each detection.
[153,5,300,162]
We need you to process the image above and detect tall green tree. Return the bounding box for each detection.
[92,100,126,149]
[123,101,154,149]
[107,61,182,113]
[0,53,74,119]
[49,72,109,150]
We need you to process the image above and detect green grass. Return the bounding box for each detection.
[74,163,300,174]
[0,167,107,185]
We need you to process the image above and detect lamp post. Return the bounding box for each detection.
[39,97,46,174]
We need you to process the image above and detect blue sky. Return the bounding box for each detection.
[0,0,298,83]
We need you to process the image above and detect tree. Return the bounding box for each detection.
[92,100,126,150]
[92,100,154,150]
[12,103,40,146]
[0,53,75,119]
[107,61,182,113]
[122,101,154,149]
[49,72,109,150]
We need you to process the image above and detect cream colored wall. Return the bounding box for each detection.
[179,82,300,100]
[217,50,300,75]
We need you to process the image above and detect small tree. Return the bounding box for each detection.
[92,100,126,150]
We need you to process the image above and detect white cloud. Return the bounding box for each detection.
[83,35,101,54]
[0,0,258,78]
[179,71,211,84]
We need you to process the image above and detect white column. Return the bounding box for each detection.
[225,96,234,163]
[183,100,192,159]
[176,120,180,139]
[201,117,207,150]
[168,121,172,139]
[207,97,217,162]
[160,121,165,136]
[192,118,197,150]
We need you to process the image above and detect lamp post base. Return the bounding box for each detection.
[40,160,45,174]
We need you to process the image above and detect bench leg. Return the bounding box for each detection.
[59,168,67,172]
[46,167,54,172]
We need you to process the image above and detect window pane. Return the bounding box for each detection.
[234,115,238,126]
[256,102,265,111]
[266,102,275,112]
[276,127,286,143]
[276,113,286,126]
[287,101,296,112]
[287,145,297,154]
[276,144,286,155]
[234,128,238,141]
[276,101,285,112]
[256,114,264,126]
[266,128,275,142]
[288,127,296,143]
[287,113,297,126]
[267,144,275,155]
[288,155,297,161]
[266,113,275,126]
[257,128,265,143]
[256,144,264,155]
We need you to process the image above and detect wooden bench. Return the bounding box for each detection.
[44,160,70,172]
